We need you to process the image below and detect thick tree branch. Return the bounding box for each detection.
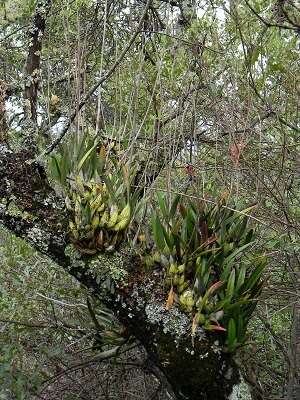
[0,145,242,400]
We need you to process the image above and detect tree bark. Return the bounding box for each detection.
[287,253,300,400]
[0,146,242,400]
[24,0,52,122]
[0,80,8,142]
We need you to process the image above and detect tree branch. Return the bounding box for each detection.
[244,0,299,32]
[0,145,242,400]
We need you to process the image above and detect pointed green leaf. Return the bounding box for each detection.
[223,242,254,267]
[236,265,246,292]
[161,224,174,250]
[227,318,236,349]
[237,314,245,341]
[157,192,169,220]
[170,195,180,220]
[151,214,166,251]
[77,143,97,171]
[49,155,62,183]
[243,262,265,291]
[226,269,236,299]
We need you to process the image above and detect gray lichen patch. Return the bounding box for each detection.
[0,198,7,214]
[228,376,252,400]
[130,283,146,310]
[51,233,65,248]
[0,144,12,155]
[65,244,129,290]
[87,251,128,287]
[27,225,50,251]
[42,192,65,210]
[145,300,205,342]
[1,178,12,194]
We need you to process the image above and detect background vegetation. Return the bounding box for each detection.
[0,0,299,399]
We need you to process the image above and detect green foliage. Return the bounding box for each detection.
[86,296,132,348]
[0,228,81,398]
[151,193,266,351]
[2,0,299,395]
[0,227,130,399]
[48,132,105,188]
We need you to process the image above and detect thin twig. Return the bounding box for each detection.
[43,0,152,156]
[36,292,88,308]
[244,0,299,32]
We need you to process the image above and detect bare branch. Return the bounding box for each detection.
[244,0,299,32]
[43,0,152,156]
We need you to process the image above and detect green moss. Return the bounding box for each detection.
[64,244,85,270]
[6,200,37,222]
[65,244,128,293]
[88,251,128,286]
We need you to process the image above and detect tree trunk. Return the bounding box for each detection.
[287,253,300,400]
[24,0,52,122]
[0,80,8,142]
[0,146,244,400]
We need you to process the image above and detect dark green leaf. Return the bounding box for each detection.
[227,318,236,348]
[157,192,169,220]
[170,195,181,220]
[151,214,166,251]
[243,261,265,291]
[236,265,246,292]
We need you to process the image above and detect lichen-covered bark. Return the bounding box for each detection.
[0,80,8,142]
[24,0,52,122]
[287,255,300,400]
[0,146,242,400]
[115,293,240,400]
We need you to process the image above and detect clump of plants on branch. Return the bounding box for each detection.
[48,133,138,254]
[151,193,266,352]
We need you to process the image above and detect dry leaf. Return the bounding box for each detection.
[165,286,175,310]
[205,233,218,246]
[191,314,198,347]
[220,190,229,203]
[229,142,246,165]
[50,94,60,106]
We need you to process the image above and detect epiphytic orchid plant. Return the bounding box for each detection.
[151,193,265,352]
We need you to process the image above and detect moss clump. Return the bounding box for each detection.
[88,251,128,288]
[64,244,86,271]
[65,243,128,294]
[7,201,38,222]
